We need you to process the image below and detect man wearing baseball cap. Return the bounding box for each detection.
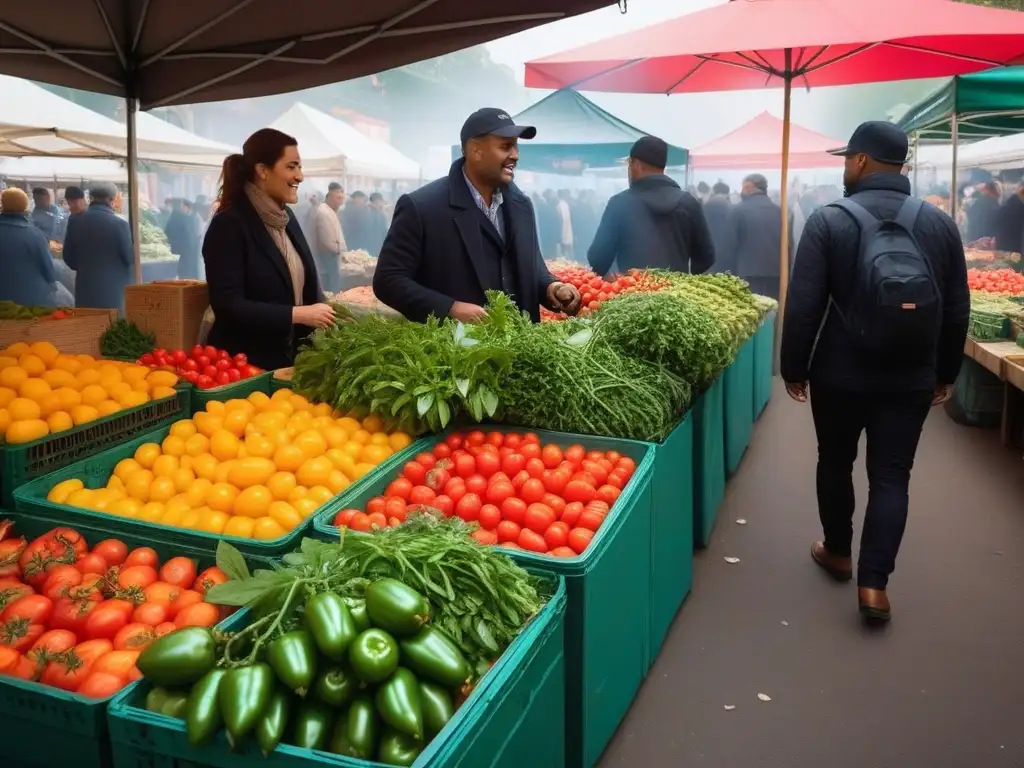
[780,120,969,624]
[374,108,581,323]
[587,135,715,277]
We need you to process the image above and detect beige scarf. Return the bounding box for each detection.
[245,182,304,305]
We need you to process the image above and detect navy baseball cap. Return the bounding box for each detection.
[460,108,537,145]
[828,121,909,166]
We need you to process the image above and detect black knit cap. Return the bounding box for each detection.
[630,136,669,170]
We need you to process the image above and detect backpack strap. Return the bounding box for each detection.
[829,198,878,231]
[894,196,924,232]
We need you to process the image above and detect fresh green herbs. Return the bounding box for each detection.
[99,319,156,359]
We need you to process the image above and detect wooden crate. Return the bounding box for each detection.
[0,308,116,356]
[125,281,208,351]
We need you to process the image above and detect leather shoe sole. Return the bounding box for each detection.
[811,541,852,582]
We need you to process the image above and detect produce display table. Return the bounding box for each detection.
[960,338,1024,448]
[693,378,726,548]
[723,337,755,476]
[753,312,776,419]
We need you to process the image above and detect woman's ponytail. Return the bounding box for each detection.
[216,153,249,211]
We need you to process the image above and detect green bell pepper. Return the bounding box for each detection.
[305,592,358,661]
[343,598,372,633]
[375,667,424,740]
[349,628,399,684]
[399,626,472,689]
[291,700,334,750]
[419,680,455,737]
[329,696,379,760]
[145,687,190,718]
[266,630,318,697]
[378,727,425,767]
[314,664,357,707]
[219,662,274,750]
[185,668,225,748]
[255,687,292,757]
[365,578,430,637]
[137,627,216,687]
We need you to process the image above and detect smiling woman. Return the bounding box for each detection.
[201,128,336,370]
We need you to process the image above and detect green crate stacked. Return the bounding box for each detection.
[0,510,265,768]
[189,372,273,414]
[12,424,427,560]
[692,378,726,548]
[106,576,567,768]
[723,336,756,477]
[0,386,188,507]
[269,370,294,394]
[312,427,655,768]
[752,313,776,419]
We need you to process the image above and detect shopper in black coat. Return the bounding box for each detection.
[719,174,792,298]
[702,182,733,271]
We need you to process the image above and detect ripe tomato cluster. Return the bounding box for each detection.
[967,267,1024,297]
[332,430,636,556]
[139,345,264,390]
[540,266,672,321]
[0,522,228,698]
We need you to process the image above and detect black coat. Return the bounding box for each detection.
[780,173,970,393]
[719,191,792,278]
[702,194,733,270]
[994,194,1024,255]
[965,194,1001,242]
[373,160,557,323]
[202,195,324,370]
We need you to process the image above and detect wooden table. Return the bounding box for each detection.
[964,338,1024,449]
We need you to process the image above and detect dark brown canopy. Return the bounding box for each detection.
[0,1,613,108]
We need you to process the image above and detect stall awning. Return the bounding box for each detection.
[690,112,844,170]
[897,67,1024,140]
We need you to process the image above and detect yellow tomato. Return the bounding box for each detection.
[210,430,240,462]
[191,453,219,481]
[224,516,256,538]
[252,517,287,540]
[41,369,76,389]
[120,365,149,383]
[53,387,82,410]
[290,393,312,412]
[326,470,350,495]
[160,435,186,458]
[228,457,277,489]
[185,433,211,457]
[19,377,51,401]
[172,467,196,493]
[247,391,272,412]
[368,433,390,447]
[138,502,166,524]
[213,460,236,484]
[179,509,204,530]
[110,498,142,518]
[152,386,177,401]
[293,429,327,459]
[65,488,95,509]
[270,399,294,417]
[0,365,28,391]
[224,398,255,415]
[3,342,30,357]
[134,442,162,469]
[292,498,318,518]
[78,384,107,408]
[27,341,59,365]
[119,391,150,408]
[149,476,178,503]
[186,477,212,507]
[351,462,375,480]
[193,412,223,438]
[0,386,16,408]
[234,485,273,518]
[360,444,392,465]
[113,457,142,483]
[361,415,384,433]
[221,409,249,438]
[8,397,41,421]
[125,469,155,501]
[268,501,304,530]
[47,410,74,434]
[288,486,309,504]
[306,485,333,506]
[106,475,125,492]
[146,370,178,389]
[206,482,239,513]
[197,510,229,535]
[272,444,305,473]
[310,402,334,418]
[161,506,187,527]
[70,404,99,426]
[296,457,332,488]
[244,433,275,459]
[105,382,132,402]
[130,379,150,394]
[5,419,49,444]
[267,471,297,501]
[18,353,46,377]
[0,409,10,435]
[169,420,198,440]
[36,392,62,418]
[152,454,180,477]
[97,400,122,417]
[47,478,85,504]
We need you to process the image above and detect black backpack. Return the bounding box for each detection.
[829,196,941,360]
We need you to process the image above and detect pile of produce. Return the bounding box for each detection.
[329,286,402,319]
[133,524,544,762]
[0,342,180,444]
[138,344,263,390]
[968,267,1024,297]
[139,221,174,262]
[968,292,1024,341]
[540,264,671,320]
[100,319,156,360]
[332,429,635,556]
[340,249,377,278]
[0,300,73,321]
[0,521,228,698]
[42,388,412,541]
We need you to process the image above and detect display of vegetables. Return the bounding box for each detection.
[139,344,263,390]
[540,264,671,320]
[0,521,228,698]
[0,342,180,444]
[0,300,73,321]
[968,267,1024,297]
[139,220,175,262]
[333,429,635,557]
[100,319,156,360]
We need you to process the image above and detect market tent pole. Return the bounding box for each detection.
[126,98,142,285]
[950,113,960,219]
[778,51,793,315]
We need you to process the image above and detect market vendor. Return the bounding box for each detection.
[62,181,133,314]
[0,187,60,307]
[373,108,582,323]
[202,128,335,371]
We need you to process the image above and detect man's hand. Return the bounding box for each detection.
[785,381,808,403]
[547,281,582,316]
[449,301,488,324]
[932,383,954,406]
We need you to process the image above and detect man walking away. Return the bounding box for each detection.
[312,182,347,293]
[588,136,715,277]
[720,173,790,299]
[966,181,1001,242]
[63,181,134,315]
[780,121,969,624]
[703,182,733,272]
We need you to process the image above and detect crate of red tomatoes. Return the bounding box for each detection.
[314,426,656,768]
[0,510,250,768]
[137,344,271,414]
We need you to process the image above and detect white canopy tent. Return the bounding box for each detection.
[0,76,235,168]
[269,103,421,181]
[956,132,1024,171]
[0,156,128,184]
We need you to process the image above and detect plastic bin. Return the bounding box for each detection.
[693,378,726,548]
[648,414,693,661]
[189,372,272,414]
[944,356,1004,428]
[0,386,188,507]
[106,575,568,768]
[12,424,426,560]
[313,427,655,768]
[0,508,258,768]
[723,337,755,476]
[753,313,776,419]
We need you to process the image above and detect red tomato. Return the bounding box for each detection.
[203,345,219,359]
[159,557,197,589]
[500,497,527,526]
[203,366,218,380]
[383,498,407,522]
[144,581,181,605]
[581,460,608,486]
[123,548,158,569]
[501,452,526,476]
[92,539,128,567]
[407,486,436,506]
[604,450,622,465]
[560,502,584,528]
[366,496,387,516]
[29,629,78,661]
[194,567,228,596]
[520,478,546,504]
[517,528,548,553]
[511,470,531,491]
[0,583,34,614]
[578,509,606,532]
[568,528,594,554]
[496,520,521,543]
[485,432,506,448]
[616,457,637,478]
[425,466,451,492]
[113,623,156,651]
[455,493,482,522]
[140,353,155,365]
[523,504,556,535]
[69,573,105,602]
[227,368,242,383]
[541,493,566,516]
[174,602,220,629]
[478,504,502,530]
[605,470,628,490]
[153,622,177,637]
[387,517,403,529]
[78,671,127,698]
[470,529,499,546]
[385,478,413,501]
[544,522,570,550]
[167,590,203,619]
[50,598,97,635]
[180,358,199,374]
[485,480,515,506]
[43,565,83,601]
[540,444,563,469]
[131,601,169,627]
[333,509,358,528]
[520,443,541,461]
[549,546,577,558]
[432,443,452,460]
[0,537,27,579]
[542,470,570,496]
[444,478,467,504]
[503,433,522,450]
[525,458,546,478]
[118,566,158,590]
[462,475,485,497]
[475,451,501,479]
[584,500,611,517]
[453,454,476,479]
[72,552,106,576]
[465,430,486,447]
[432,495,454,517]
[445,434,463,451]
[196,375,214,389]
[414,452,437,469]
[596,485,621,505]
[347,513,372,532]
[563,480,596,504]
[1,594,53,625]
[402,461,427,485]
[242,365,262,379]
[215,358,232,372]
[233,352,248,366]
[522,432,540,445]
[83,603,129,640]
[215,371,231,386]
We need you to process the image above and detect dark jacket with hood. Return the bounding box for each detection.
[780,172,970,393]
[718,190,792,278]
[587,174,715,276]
[994,193,1024,255]
[702,193,733,268]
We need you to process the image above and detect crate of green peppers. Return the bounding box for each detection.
[107,535,567,767]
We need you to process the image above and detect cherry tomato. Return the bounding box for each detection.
[510,470,531,491]
[402,461,427,485]
[560,502,584,528]
[563,480,596,504]
[425,466,451,492]
[503,433,522,450]
[541,493,566,516]
[118,565,158,590]
[113,623,156,651]
[464,474,487,496]
[520,443,541,461]
[523,504,556,535]
[501,453,526,476]
[517,528,548,553]
[578,509,606,532]
[385,478,413,501]
[444,434,463,451]
[414,452,437,470]
[42,565,83,601]
[444,478,467,504]
[544,522,570,550]
[174,602,219,629]
[407,486,436,506]
[596,485,621,505]
[478,504,502,530]
[455,493,482,522]
[525,458,546,478]
[227,368,242,383]
[383,497,407,521]
[333,509,358,527]
[568,528,595,554]
[485,480,515,506]
[454,454,476,479]
[485,432,506,448]
[520,478,546,504]
[215,371,231,386]
[347,513,372,532]
[432,495,454,517]
[92,539,128,567]
[432,443,452,460]
[123,548,159,569]
[471,529,499,546]
[549,546,577,558]
[496,520,521,543]
[542,470,570,496]
[233,352,248,366]
[366,496,387,516]
[196,375,214,389]
[366,512,389,530]
[194,566,228,596]
[500,497,527,526]
[564,445,586,465]
[541,444,563,469]
[84,603,130,640]
[475,451,501,479]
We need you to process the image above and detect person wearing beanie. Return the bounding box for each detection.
[0,187,60,307]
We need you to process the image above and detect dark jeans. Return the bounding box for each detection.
[809,387,933,589]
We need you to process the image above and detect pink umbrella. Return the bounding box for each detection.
[525,0,1024,309]
[691,111,844,170]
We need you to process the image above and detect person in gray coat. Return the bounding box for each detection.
[0,187,59,307]
[718,173,793,299]
[63,181,134,314]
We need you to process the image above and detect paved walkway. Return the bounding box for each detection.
[599,381,1024,768]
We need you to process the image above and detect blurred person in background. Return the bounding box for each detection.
[966,181,1001,242]
[556,189,574,258]
[54,185,86,241]
[368,192,390,257]
[63,181,133,314]
[994,181,1024,255]
[311,182,347,293]
[0,187,59,307]
[31,187,62,239]
[703,181,733,269]
[719,173,791,299]
[696,181,711,205]
[589,136,715,277]
[374,107,580,324]
[539,189,560,258]
[342,190,373,253]
[570,190,598,263]
[165,198,203,279]
[203,128,334,370]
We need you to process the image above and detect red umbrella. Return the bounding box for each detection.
[525,0,1024,309]
[691,112,844,170]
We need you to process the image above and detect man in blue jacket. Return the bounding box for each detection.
[587,136,715,278]
[63,181,134,314]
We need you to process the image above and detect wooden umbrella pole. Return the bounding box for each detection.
[777,50,793,317]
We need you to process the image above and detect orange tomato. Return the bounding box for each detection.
[174,602,219,629]
[158,557,197,589]
[131,601,169,627]
[113,623,156,651]
[153,621,176,637]
[143,581,181,605]
[167,589,203,619]
[193,566,228,596]
[123,547,159,569]
[77,671,126,698]
[118,565,158,590]
[91,649,140,682]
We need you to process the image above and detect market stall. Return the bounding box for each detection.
[689,111,845,170]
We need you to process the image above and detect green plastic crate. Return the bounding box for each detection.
[0,509,256,768]
[189,372,272,414]
[12,424,426,560]
[693,378,725,548]
[312,427,655,768]
[647,413,693,661]
[0,386,188,508]
[752,313,776,419]
[723,337,755,476]
[269,372,294,393]
[106,574,567,768]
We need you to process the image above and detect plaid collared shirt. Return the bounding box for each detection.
[463,171,505,241]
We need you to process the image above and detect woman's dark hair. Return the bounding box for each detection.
[217,128,297,210]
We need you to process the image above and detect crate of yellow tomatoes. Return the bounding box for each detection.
[0,341,188,506]
[11,387,423,558]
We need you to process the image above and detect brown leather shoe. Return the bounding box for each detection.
[811,541,852,581]
[858,587,891,624]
